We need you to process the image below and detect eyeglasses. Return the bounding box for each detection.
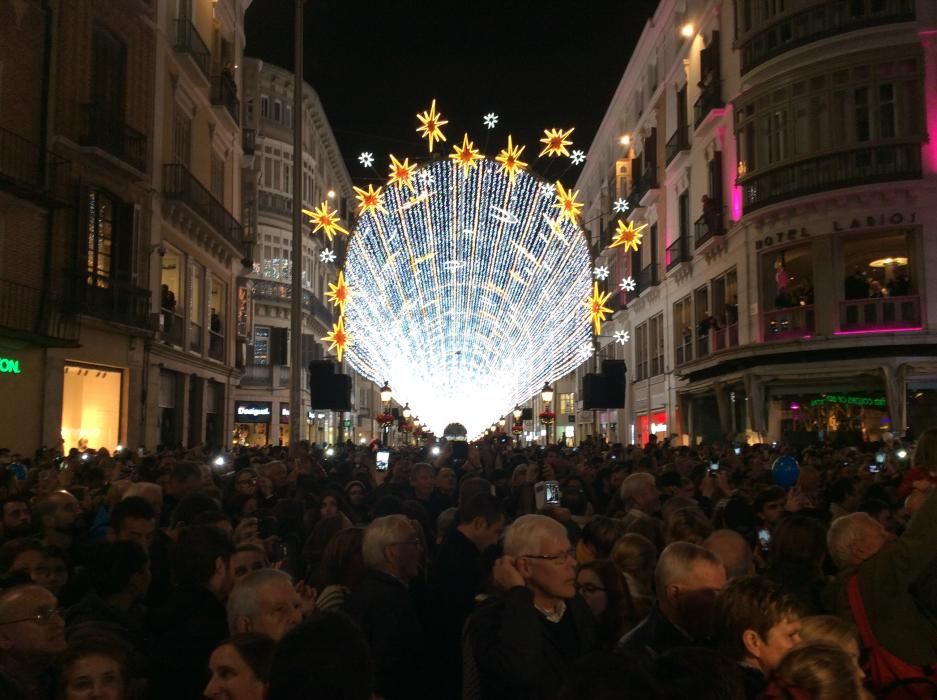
[0,607,63,626]
[520,549,576,563]
[576,583,606,595]
[391,537,423,547]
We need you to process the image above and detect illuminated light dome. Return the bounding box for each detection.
[343,158,592,438]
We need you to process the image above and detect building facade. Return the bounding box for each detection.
[572,0,937,447]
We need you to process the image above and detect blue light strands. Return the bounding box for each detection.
[342,159,592,438]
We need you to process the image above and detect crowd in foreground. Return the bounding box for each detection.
[0,428,936,700]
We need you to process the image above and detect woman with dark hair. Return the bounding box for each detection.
[54,632,131,700]
[315,527,366,612]
[576,558,638,650]
[765,514,830,613]
[344,480,369,524]
[204,633,275,700]
[579,516,628,562]
[301,514,352,588]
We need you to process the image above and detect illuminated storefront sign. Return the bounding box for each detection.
[808,395,886,408]
[235,402,272,423]
[0,357,21,374]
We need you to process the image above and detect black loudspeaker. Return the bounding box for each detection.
[521,407,533,420]
[582,373,607,410]
[308,361,351,410]
[602,360,627,409]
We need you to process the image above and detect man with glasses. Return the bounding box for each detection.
[345,514,430,700]
[465,514,596,700]
[0,583,66,699]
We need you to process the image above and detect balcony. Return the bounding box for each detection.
[174,18,211,80]
[666,237,690,271]
[740,0,915,75]
[694,207,725,248]
[258,190,292,217]
[636,263,660,295]
[238,364,290,388]
[636,167,659,207]
[837,295,922,334]
[80,104,146,173]
[0,126,71,205]
[0,278,79,345]
[251,279,333,327]
[665,126,690,166]
[160,310,184,347]
[211,72,240,126]
[763,305,814,342]
[711,323,739,352]
[242,128,255,156]
[694,81,724,129]
[740,142,921,212]
[209,330,225,361]
[163,163,243,249]
[64,270,150,329]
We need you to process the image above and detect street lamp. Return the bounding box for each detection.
[379,381,392,447]
[540,382,555,445]
[402,403,411,420]
[379,381,393,404]
[541,382,554,404]
[513,405,522,421]
[498,417,506,428]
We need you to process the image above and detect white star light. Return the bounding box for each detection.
[578,341,595,360]
[539,181,556,199]
[614,330,630,345]
[320,248,336,264]
[613,198,629,213]
[570,149,586,165]
[483,112,499,129]
[619,276,636,292]
[358,152,374,168]
[593,266,610,280]
[417,170,435,188]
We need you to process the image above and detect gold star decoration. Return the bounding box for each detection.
[610,219,647,252]
[353,184,387,216]
[325,270,350,314]
[553,181,584,224]
[449,133,484,178]
[539,127,575,158]
[387,154,417,192]
[322,316,350,363]
[495,135,528,183]
[305,202,349,241]
[586,281,614,335]
[416,99,448,152]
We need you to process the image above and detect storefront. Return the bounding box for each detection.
[770,392,890,447]
[634,410,667,447]
[233,401,272,446]
[61,363,123,453]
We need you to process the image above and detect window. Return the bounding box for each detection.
[649,313,664,376]
[559,393,575,416]
[253,326,270,366]
[273,100,282,122]
[172,104,192,168]
[260,95,269,118]
[285,104,292,127]
[86,190,115,284]
[634,322,648,380]
[91,26,127,124]
[189,263,203,352]
[210,152,224,201]
[674,296,693,365]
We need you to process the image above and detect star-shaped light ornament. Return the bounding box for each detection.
[610,219,647,252]
[593,266,610,280]
[614,330,631,345]
[578,341,595,360]
[319,248,336,264]
[322,316,349,363]
[586,281,614,335]
[570,149,586,165]
[483,112,499,129]
[387,154,417,193]
[495,135,528,183]
[539,127,575,158]
[358,152,375,168]
[305,202,349,241]
[619,276,636,292]
[553,182,584,224]
[416,99,448,152]
[325,270,351,314]
[613,198,630,214]
[539,181,556,199]
[353,184,387,216]
[449,134,484,178]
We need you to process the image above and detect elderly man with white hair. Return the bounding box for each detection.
[344,514,430,700]
[465,514,596,700]
[226,568,303,641]
[620,472,661,516]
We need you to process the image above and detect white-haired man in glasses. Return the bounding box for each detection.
[0,583,66,699]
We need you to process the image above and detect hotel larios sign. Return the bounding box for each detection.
[754,212,916,251]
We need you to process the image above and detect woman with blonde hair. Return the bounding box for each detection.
[760,641,872,700]
[798,615,861,667]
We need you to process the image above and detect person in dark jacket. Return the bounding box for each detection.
[344,514,430,700]
[465,514,596,700]
[0,584,66,699]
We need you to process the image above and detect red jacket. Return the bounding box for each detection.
[897,466,937,499]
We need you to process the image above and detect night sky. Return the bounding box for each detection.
[245,0,659,183]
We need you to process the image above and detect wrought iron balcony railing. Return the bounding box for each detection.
[163,163,243,249]
[174,18,211,80]
[694,81,724,129]
[0,277,79,344]
[80,104,146,172]
[665,126,690,165]
[211,72,240,125]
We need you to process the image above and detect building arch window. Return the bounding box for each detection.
[260,95,269,118]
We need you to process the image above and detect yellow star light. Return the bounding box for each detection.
[495,135,528,183]
[449,133,484,178]
[387,154,417,192]
[553,181,584,224]
[325,270,351,314]
[586,281,614,335]
[353,184,387,216]
[416,99,449,152]
[305,202,349,241]
[610,219,647,252]
[322,316,350,363]
[539,127,575,158]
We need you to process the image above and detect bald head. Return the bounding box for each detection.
[704,530,754,580]
[905,490,928,518]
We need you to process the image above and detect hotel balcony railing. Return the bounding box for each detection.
[694,208,725,248]
[80,104,146,173]
[694,81,724,129]
[251,279,333,327]
[258,190,292,216]
[0,126,71,205]
[64,270,150,329]
[208,330,225,362]
[636,263,660,295]
[0,277,79,344]
[163,163,243,249]
[211,72,240,126]
[711,323,739,352]
[666,237,690,271]
[174,18,211,80]
[160,309,184,347]
[740,142,921,212]
[665,126,690,165]
[740,0,915,75]
[838,294,922,334]
[242,128,256,156]
[637,167,658,201]
[763,305,815,342]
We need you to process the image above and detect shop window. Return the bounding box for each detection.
[61,364,122,452]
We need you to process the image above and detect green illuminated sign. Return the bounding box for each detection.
[808,395,886,408]
[0,357,21,374]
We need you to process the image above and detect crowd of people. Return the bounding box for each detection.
[0,428,936,699]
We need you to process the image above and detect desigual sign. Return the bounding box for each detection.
[235,402,272,422]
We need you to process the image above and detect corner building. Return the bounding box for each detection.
[573,0,937,446]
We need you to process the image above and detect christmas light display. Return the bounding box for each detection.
[342,158,592,438]
[619,276,636,292]
[325,271,350,314]
[387,154,418,192]
[320,249,336,264]
[539,127,575,158]
[495,135,528,183]
[554,182,583,224]
[593,266,610,280]
[570,149,586,165]
[353,184,387,216]
[483,113,499,129]
[358,152,375,168]
[323,317,349,363]
[586,281,613,335]
[450,134,484,178]
[305,202,349,241]
[614,330,630,344]
[416,99,448,151]
[610,219,646,252]
[613,198,629,213]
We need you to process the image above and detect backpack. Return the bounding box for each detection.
[847,575,937,699]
